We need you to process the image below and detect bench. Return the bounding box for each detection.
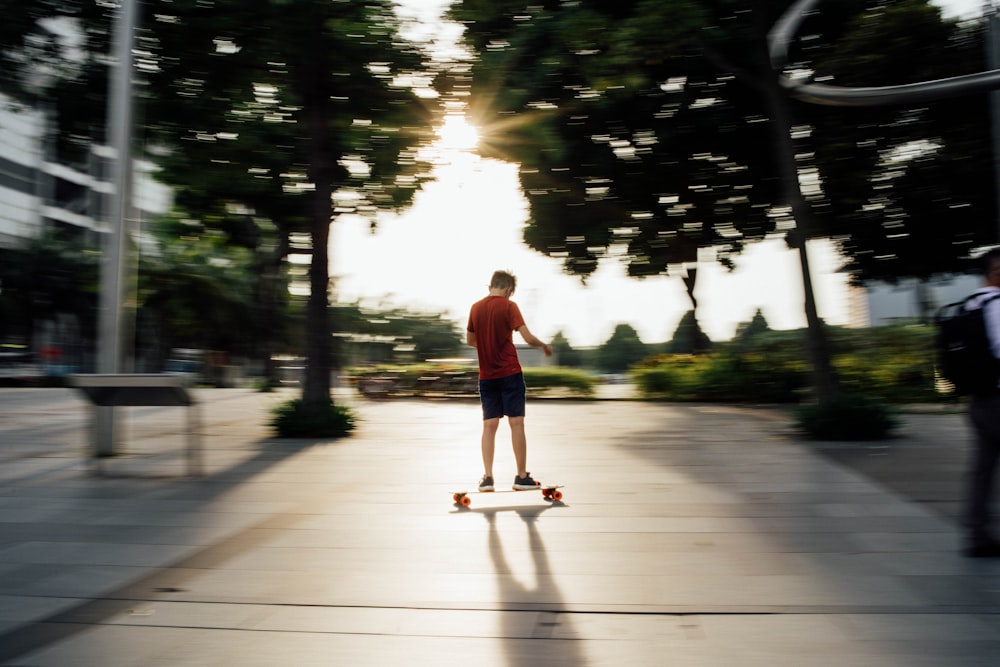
[68,374,202,476]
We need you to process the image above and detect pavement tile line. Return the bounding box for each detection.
[4,389,1000,665]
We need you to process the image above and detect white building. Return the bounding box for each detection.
[847,274,983,327]
[0,102,47,246]
[1,94,172,374]
[0,93,171,248]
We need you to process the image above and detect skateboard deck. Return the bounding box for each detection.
[452,484,563,507]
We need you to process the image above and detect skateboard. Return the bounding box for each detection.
[452,484,563,507]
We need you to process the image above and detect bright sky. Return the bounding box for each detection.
[329,0,984,348]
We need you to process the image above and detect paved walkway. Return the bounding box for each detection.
[0,388,998,666]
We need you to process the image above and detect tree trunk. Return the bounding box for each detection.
[298,15,336,410]
[302,173,333,408]
[762,64,840,400]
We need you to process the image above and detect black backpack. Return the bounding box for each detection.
[935,292,1000,395]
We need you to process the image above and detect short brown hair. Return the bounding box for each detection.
[489,270,517,293]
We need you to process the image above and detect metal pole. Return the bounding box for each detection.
[95,0,138,458]
[988,2,1000,242]
[769,0,1000,106]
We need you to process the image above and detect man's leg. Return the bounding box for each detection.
[481,417,500,477]
[502,373,529,481]
[509,416,527,478]
[967,397,1000,547]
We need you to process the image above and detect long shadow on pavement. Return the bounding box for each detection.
[0,392,349,663]
[482,505,585,665]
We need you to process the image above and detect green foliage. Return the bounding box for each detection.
[452,0,777,277]
[452,0,986,404]
[827,325,938,402]
[632,355,709,400]
[666,310,713,354]
[451,1,988,285]
[349,363,595,399]
[330,304,464,366]
[794,394,900,441]
[270,398,356,439]
[0,231,99,345]
[551,331,584,367]
[733,308,771,344]
[633,345,808,402]
[810,2,993,283]
[137,218,259,361]
[634,325,939,404]
[523,367,596,398]
[596,323,650,373]
[0,0,441,408]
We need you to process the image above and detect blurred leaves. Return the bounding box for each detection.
[449,1,789,278]
[136,216,259,357]
[450,0,994,285]
[633,324,939,404]
[0,0,444,407]
[595,322,648,373]
[805,0,995,282]
[0,232,99,343]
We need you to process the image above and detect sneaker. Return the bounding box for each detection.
[513,473,539,490]
[478,475,494,492]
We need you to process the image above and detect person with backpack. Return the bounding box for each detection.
[963,247,1000,557]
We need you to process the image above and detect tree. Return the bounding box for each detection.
[447,0,827,389]
[329,305,464,365]
[803,2,995,282]
[667,310,713,354]
[733,308,771,344]
[142,0,441,411]
[448,0,775,279]
[0,2,114,167]
[550,330,583,367]
[0,232,100,353]
[1,1,441,415]
[136,216,260,368]
[448,0,985,399]
[596,323,648,373]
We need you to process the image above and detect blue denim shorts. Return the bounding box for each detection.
[479,372,526,420]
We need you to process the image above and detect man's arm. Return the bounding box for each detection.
[466,331,477,348]
[516,324,552,356]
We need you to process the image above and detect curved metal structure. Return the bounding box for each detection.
[768,0,1000,106]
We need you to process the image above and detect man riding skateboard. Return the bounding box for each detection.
[466,270,552,492]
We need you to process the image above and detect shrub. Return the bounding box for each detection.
[794,393,900,441]
[254,377,276,393]
[270,398,356,438]
[633,325,939,404]
[348,364,597,399]
[692,351,807,402]
[632,355,707,400]
[523,367,596,398]
[633,365,680,397]
[829,325,937,402]
[633,350,807,402]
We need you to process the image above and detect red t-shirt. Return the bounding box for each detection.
[467,295,525,380]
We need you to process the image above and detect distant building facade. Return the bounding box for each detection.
[1,94,172,375]
[847,274,982,327]
[0,93,171,248]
